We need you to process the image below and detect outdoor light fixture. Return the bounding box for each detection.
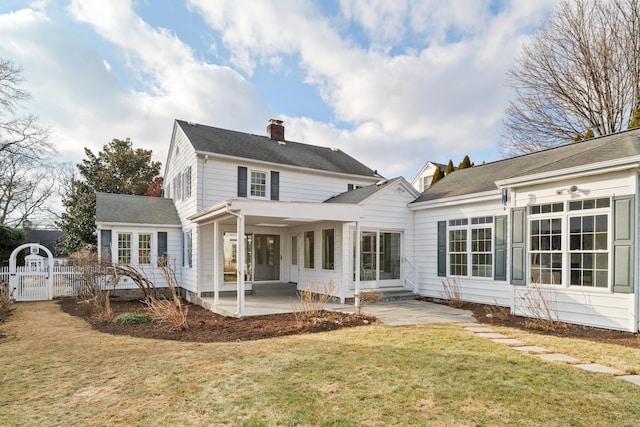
[555,185,579,195]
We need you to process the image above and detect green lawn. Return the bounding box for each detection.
[1,301,639,426]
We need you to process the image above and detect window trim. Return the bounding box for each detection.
[138,233,152,265]
[526,198,612,290]
[446,217,494,279]
[117,232,132,265]
[249,169,268,199]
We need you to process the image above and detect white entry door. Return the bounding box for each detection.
[290,234,298,283]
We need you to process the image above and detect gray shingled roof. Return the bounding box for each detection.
[177,120,379,177]
[413,128,640,203]
[96,192,181,225]
[324,177,401,204]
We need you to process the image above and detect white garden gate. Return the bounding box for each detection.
[9,243,54,301]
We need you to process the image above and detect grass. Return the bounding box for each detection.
[1,302,640,426]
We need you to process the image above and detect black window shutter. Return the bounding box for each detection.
[158,232,168,260]
[347,184,354,191]
[237,166,247,197]
[100,229,112,263]
[437,221,446,277]
[270,171,280,200]
[613,195,635,293]
[511,207,526,285]
[494,216,507,281]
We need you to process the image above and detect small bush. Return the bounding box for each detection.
[441,277,465,308]
[0,280,13,313]
[113,312,152,325]
[291,281,336,327]
[357,291,382,315]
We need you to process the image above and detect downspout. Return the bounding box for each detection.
[200,155,208,211]
[633,176,640,333]
[226,203,245,316]
[355,221,361,308]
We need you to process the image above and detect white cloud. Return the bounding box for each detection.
[0,1,271,172]
[1,0,558,185]
[189,0,557,176]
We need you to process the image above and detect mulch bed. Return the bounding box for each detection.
[57,297,377,343]
[2,297,639,348]
[428,299,640,349]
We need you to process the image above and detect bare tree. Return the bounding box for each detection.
[501,0,640,156]
[0,150,56,227]
[0,59,52,157]
[0,58,57,226]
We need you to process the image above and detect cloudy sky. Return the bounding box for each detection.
[1,0,558,183]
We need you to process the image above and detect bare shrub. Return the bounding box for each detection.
[0,280,13,313]
[69,249,103,298]
[69,249,114,321]
[142,261,188,331]
[291,281,336,327]
[90,289,113,322]
[518,282,561,331]
[357,291,382,315]
[440,277,465,308]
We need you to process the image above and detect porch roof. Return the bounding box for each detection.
[187,198,364,226]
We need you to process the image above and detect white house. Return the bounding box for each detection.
[96,119,640,332]
[97,119,419,313]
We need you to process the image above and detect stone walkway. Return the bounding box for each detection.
[461,323,640,387]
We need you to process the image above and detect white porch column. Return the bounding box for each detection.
[213,220,219,306]
[354,221,361,307]
[236,213,245,315]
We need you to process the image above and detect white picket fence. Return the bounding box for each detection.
[0,266,90,301]
[0,265,168,301]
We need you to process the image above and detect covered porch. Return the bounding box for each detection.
[196,282,419,318]
[189,199,389,315]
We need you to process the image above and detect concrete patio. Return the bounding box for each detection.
[198,282,476,325]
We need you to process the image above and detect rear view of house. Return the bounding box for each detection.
[96,119,640,332]
[97,119,419,314]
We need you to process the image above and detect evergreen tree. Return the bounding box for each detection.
[458,155,472,170]
[0,225,25,265]
[444,160,454,175]
[584,128,594,139]
[431,164,444,186]
[57,139,161,254]
[629,106,640,129]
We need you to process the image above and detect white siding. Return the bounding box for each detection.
[200,157,378,207]
[98,225,182,289]
[414,199,512,306]
[413,169,639,332]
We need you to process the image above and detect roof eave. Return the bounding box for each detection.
[495,156,640,189]
[410,189,502,210]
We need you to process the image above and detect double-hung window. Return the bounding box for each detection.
[471,217,493,278]
[117,233,132,264]
[138,233,152,265]
[568,198,610,288]
[447,217,493,277]
[527,198,610,288]
[183,167,191,199]
[250,171,267,197]
[529,203,564,285]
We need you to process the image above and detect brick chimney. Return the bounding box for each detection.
[266,119,284,141]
